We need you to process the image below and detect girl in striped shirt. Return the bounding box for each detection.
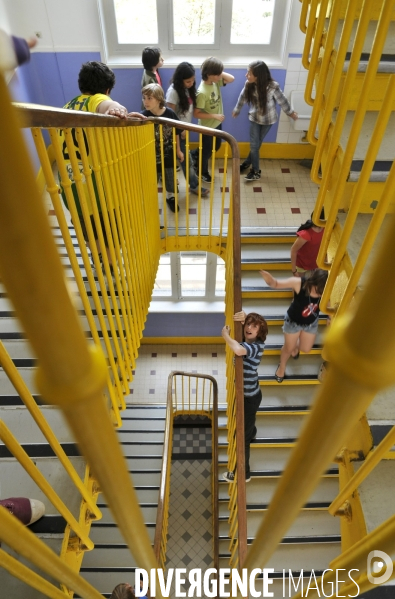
[222,311,268,483]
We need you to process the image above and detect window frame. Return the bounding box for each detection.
[97,0,294,67]
[151,251,225,301]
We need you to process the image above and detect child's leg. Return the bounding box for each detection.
[163,166,176,197]
[244,390,262,478]
[180,137,200,189]
[201,125,222,174]
[250,123,272,172]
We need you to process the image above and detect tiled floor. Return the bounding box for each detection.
[166,422,213,599]
[44,157,318,229]
[125,345,227,405]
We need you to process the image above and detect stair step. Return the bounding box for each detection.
[0,457,86,517]
[219,539,341,570]
[219,477,339,504]
[90,523,156,544]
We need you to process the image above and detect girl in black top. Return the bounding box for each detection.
[259,269,328,382]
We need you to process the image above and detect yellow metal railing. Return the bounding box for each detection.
[234,1,395,595]
[0,340,101,521]
[1,67,245,593]
[240,210,395,595]
[154,371,219,571]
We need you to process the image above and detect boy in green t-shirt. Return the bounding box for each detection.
[192,57,234,183]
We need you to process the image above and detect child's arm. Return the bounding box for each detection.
[176,135,184,162]
[273,86,298,120]
[194,107,225,122]
[232,86,247,118]
[222,325,247,356]
[221,72,235,84]
[260,270,301,292]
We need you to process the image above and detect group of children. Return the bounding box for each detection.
[140,46,298,211]
[222,265,328,484]
[58,49,298,266]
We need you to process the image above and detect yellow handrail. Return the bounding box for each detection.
[309,0,359,183]
[305,0,342,141]
[299,0,312,34]
[0,74,164,597]
[302,0,320,69]
[329,424,395,516]
[304,0,330,105]
[292,512,395,598]
[319,75,395,314]
[0,340,101,519]
[0,420,94,550]
[313,0,394,237]
[0,508,103,599]
[241,209,395,575]
[0,548,72,599]
[4,82,243,590]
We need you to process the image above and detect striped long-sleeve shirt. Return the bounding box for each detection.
[233,80,293,125]
[240,341,265,397]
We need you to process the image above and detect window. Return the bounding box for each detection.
[98,0,293,66]
[152,252,225,301]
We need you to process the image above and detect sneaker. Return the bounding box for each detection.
[189,187,210,197]
[240,161,250,172]
[244,169,261,182]
[176,165,181,172]
[166,197,179,213]
[202,172,212,183]
[223,471,251,483]
[223,471,235,483]
[0,497,45,525]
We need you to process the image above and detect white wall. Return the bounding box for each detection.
[3,0,101,51]
[2,0,305,57]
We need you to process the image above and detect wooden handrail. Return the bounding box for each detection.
[154,371,219,571]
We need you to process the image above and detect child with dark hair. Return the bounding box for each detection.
[232,60,298,182]
[291,210,325,277]
[141,46,163,88]
[166,62,209,197]
[59,61,145,275]
[192,57,234,183]
[260,269,328,382]
[222,311,268,483]
[142,83,183,213]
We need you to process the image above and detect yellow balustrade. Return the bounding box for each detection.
[305,0,343,141]
[0,548,68,599]
[329,425,395,516]
[308,0,361,182]
[0,420,94,550]
[1,61,244,593]
[304,0,330,105]
[313,0,394,239]
[0,508,103,599]
[302,0,320,70]
[292,512,395,598]
[299,0,312,34]
[320,75,395,314]
[241,210,395,583]
[0,340,101,520]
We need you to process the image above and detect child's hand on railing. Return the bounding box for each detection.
[233,311,246,324]
[127,111,147,120]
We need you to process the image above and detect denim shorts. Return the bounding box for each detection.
[283,315,319,334]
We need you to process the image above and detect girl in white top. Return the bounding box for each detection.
[166,62,209,196]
